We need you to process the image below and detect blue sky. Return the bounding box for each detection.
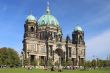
[0,0,110,60]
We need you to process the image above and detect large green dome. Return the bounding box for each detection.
[38,2,59,27]
[38,14,59,26]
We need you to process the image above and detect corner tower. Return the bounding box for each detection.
[23,14,38,63]
[72,25,85,67]
[24,14,38,38]
[72,25,85,45]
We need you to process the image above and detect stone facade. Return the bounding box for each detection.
[22,3,85,67]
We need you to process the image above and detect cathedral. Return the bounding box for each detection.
[22,2,85,68]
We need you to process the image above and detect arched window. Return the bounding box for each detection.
[30,27,34,32]
[54,32,56,37]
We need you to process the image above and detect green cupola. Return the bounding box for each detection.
[26,14,36,21]
[38,2,59,27]
[74,25,83,31]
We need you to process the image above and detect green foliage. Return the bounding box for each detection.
[23,58,29,66]
[31,59,37,66]
[39,59,45,66]
[48,58,53,66]
[85,59,110,68]
[62,60,66,66]
[85,60,91,67]
[66,59,72,66]
[91,59,96,67]
[79,60,84,66]
[0,47,20,67]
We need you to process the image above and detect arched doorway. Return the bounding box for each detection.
[54,48,64,70]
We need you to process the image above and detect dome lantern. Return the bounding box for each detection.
[46,1,50,15]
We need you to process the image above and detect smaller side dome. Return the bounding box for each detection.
[74,25,83,31]
[26,14,36,21]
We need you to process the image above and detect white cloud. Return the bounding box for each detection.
[86,30,110,60]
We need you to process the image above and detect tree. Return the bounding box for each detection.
[91,59,96,68]
[66,59,72,66]
[24,58,29,66]
[39,59,45,66]
[0,47,20,67]
[62,60,66,66]
[85,60,91,68]
[48,58,53,66]
[31,59,37,66]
